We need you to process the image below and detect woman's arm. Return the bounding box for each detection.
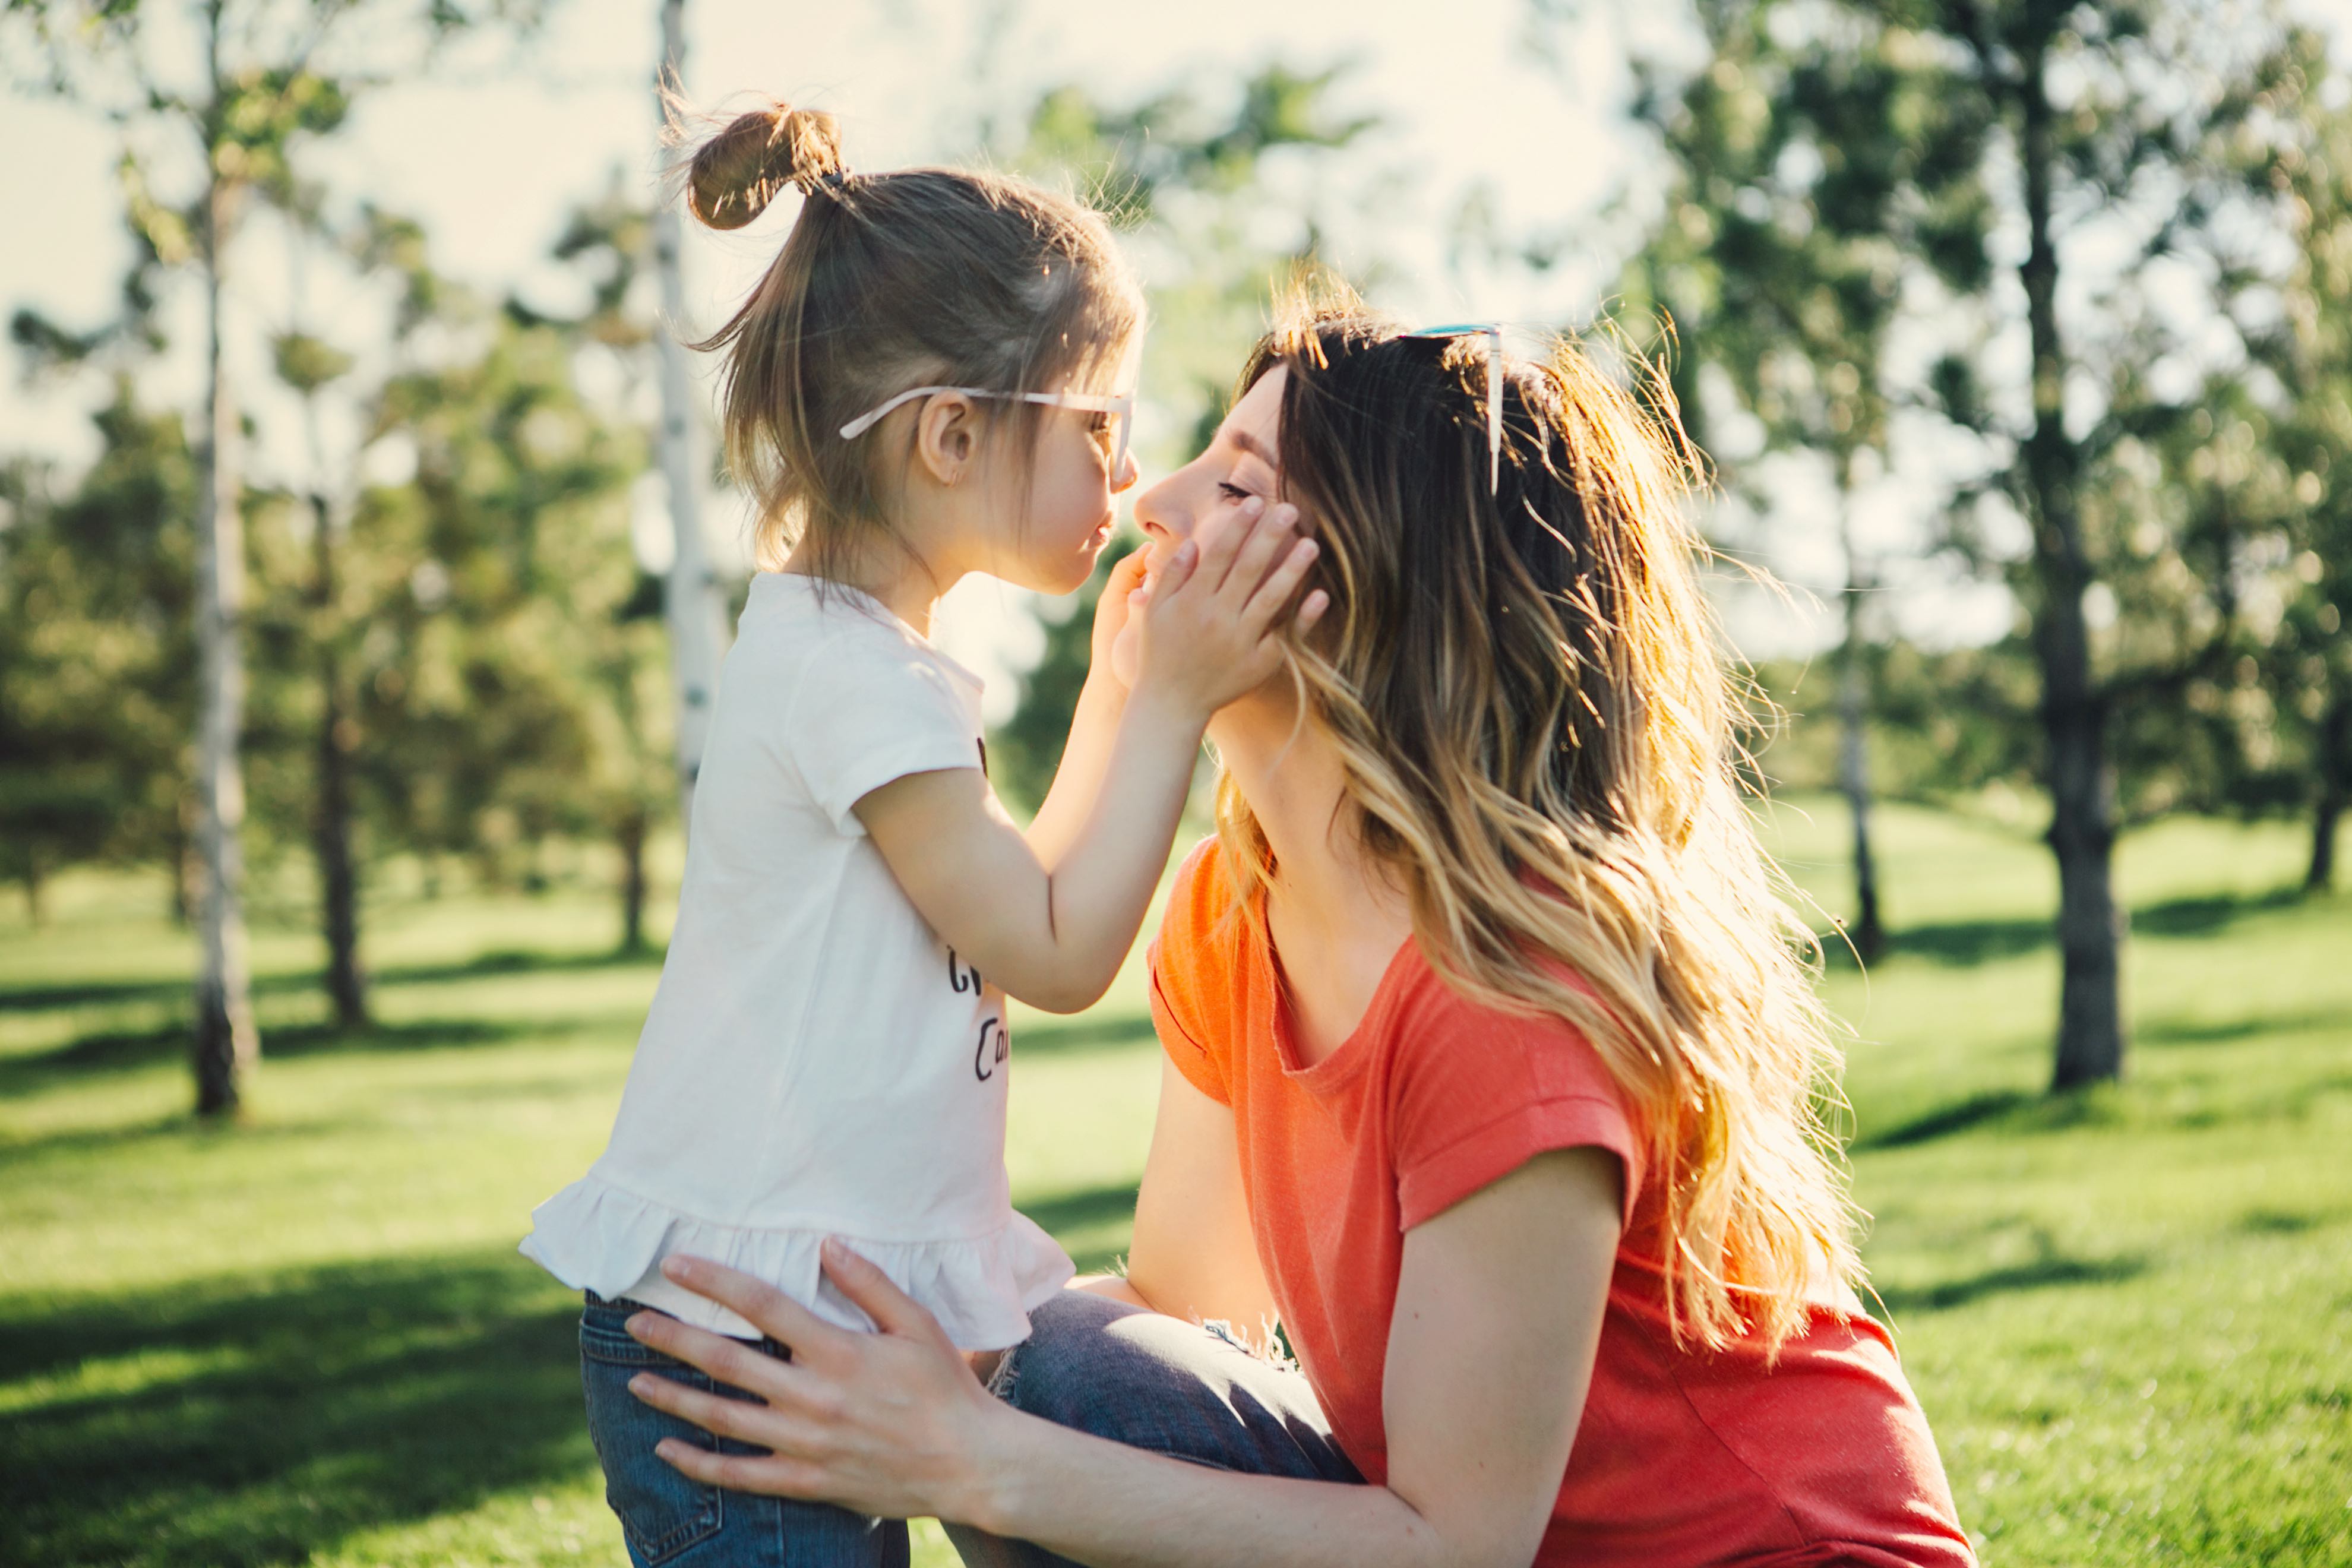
[1114,1057,1278,1348]
[624,1146,1621,1568]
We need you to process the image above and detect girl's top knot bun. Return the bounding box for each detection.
[688,101,848,231]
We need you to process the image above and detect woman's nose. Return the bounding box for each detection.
[1133,473,1183,542]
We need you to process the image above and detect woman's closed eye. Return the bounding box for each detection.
[1218,481,1259,504]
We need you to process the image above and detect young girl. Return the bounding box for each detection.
[518,104,1324,1568]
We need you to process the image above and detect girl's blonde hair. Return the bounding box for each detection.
[682,102,1143,574]
[1221,289,1860,1354]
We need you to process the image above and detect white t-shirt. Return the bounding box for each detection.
[520,572,1072,1347]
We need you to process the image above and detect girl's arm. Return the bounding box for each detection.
[625,1146,1620,1568]
[1021,551,1146,870]
[858,505,1320,1014]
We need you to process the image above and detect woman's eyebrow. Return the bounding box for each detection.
[1228,428,1278,467]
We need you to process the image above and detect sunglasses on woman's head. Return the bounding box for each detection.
[839,385,1136,476]
[1401,324,1504,494]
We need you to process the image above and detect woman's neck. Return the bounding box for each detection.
[1209,691,1408,943]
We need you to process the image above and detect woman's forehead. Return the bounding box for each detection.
[1221,367,1285,463]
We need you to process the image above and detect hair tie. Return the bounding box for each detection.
[814,169,852,194]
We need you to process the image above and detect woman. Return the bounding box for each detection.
[614,297,1977,1568]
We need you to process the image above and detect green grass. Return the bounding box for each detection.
[2,802,2347,1566]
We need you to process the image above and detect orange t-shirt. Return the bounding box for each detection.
[1146,843,1975,1568]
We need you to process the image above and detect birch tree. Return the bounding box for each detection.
[7,0,535,1114]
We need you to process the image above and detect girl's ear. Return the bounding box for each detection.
[912,393,982,489]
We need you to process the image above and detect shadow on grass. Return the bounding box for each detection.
[1022,1180,1141,1237]
[1853,887,2305,969]
[0,1016,563,1099]
[0,1246,595,1567]
[1855,1090,2038,1150]
[0,944,662,1016]
[1874,1250,2148,1316]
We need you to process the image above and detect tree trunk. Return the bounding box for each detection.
[2019,42,2126,1090]
[312,494,368,1028]
[653,0,729,840]
[191,162,260,1118]
[2310,690,2348,893]
[1834,481,1885,962]
[618,808,649,953]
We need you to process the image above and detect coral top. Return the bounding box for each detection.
[1147,842,1976,1568]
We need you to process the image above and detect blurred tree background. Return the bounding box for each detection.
[1,0,2345,1111]
[2,2,2349,1563]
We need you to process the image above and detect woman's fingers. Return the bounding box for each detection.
[627,1367,785,1445]
[819,1238,956,1348]
[625,1312,812,1407]
[650,1254,846,1361]
[655,1439,830,1499]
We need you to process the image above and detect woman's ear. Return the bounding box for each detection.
[912,392,982,489]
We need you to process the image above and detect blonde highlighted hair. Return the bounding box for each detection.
[1219,289,1859,1353]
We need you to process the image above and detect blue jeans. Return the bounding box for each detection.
[943,1289,1365,1567]
[580,1292,910,1568]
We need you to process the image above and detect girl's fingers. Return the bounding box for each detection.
[1188,497,1267,590]
[1145,538,1199,606]
[820,1238,953,1348]
[1218,504,1299,604]
[1296,589,1331,628]
[1104,550,1149,596]
[1240,538,1320,631]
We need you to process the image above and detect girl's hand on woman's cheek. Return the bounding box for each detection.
[1090,551,1149,692]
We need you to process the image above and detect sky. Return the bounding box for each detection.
[5,0,2339,703]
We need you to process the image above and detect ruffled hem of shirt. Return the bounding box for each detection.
[518,1173,1074,1349]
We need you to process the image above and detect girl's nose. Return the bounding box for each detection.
[1112,451,1140,494]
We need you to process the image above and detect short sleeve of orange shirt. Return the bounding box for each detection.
[1143,839,1975,1568]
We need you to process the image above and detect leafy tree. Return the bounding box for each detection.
[0,386,197,921]
[6,0,538,1114]
[1591,0,2317,1088]
[1619,3,1994,956]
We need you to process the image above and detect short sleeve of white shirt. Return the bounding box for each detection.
[786,627,985,836]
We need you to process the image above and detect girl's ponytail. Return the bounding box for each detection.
[688,101,847,231]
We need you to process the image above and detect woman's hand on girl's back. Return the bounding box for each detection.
[1127,499,1326,725]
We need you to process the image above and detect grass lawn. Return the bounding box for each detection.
[1,799,2346,1566]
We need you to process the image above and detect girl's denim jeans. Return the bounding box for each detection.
[578,1291,909,1568]
[944,1288,1365,1567]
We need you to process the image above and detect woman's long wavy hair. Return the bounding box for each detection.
[1218,292,1860,1353]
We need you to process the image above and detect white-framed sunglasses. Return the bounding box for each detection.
[1401,323,1505,494]
[838,385,1136,476]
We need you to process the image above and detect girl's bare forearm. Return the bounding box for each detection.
[1025,689,1204,1011]
[1025,671,1129,868]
